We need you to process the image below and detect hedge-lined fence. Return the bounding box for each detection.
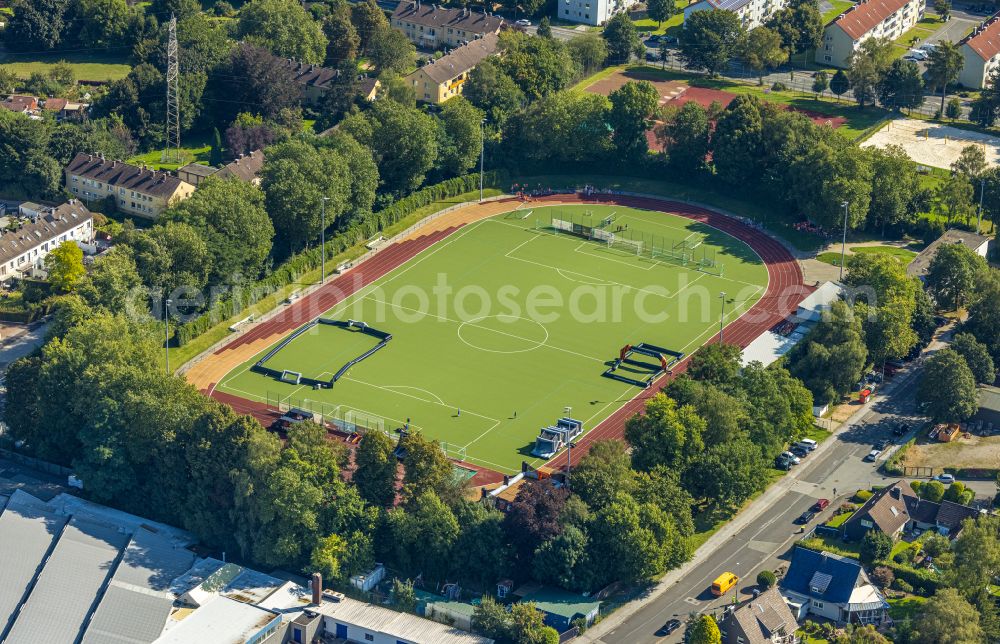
[175,172,504,347]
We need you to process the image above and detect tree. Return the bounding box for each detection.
[473,596,512,640]
[435,97,485,177]
[503,479,568,566]
[608,80,659,160]
[163,176,273,284]
[952,332,996,384]
[4,0,69,52]
[925,40,963,114]
[876,58,924,110]
[209,127,224,166]
[953,144,988,183]
[946,96,962,120]
[844,625,892,644]
[45,242,86,293]
[925,241,988,309]
[497,32,577,101]
[685,438,767,507]
[679,9,746,76]
[570,440,634,509]
[452,502,512,589]
[766,0,824,55]
[76,0,137,49]
[353,429,397,507]
[972,68,1000,126]
[125,221,213,297]
[391,578,417,611]
[647,0,676,26]
[689,614,723,644]
[398,430,455,502]
[919,348,979,423]
[847,37,893,108]
[936,172,975,227]
[867,145,922,234]
[533,525,589,590]
[209,44,303,124]
[602,13,642,64]
[261,139,350,253]
[830,69,851,99]
[860,530,893,565]
[625,394,706,472]
[323,3,360,67]
[921,479,946,502]
[508,602,552,644]
[870,566,894,588]
[658,101,710,172]
[586,493,686,585]
[504,91,611,167]
[567,33,608,74]
[934,0,952,21]
[757,569,777,589]
[788,301,867,404]
[911,588,984,644]
[310,533,349,582]
[944,481,976,505]
[382,491,459,581]
[740,26,788,85]
[368,25,415,74]
[464,59,526,126]
[237,0,327,64]
[537,16,552,38]
[812,70,829,97]
[711,94,764,186]
[788,140,873,230]
[687,343,743,385]
[150,0,200,20]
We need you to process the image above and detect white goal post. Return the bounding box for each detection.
[607,237,643,255]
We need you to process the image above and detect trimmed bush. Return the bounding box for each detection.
[854,489,873,503]
[892,578,913,593]
[757,570,777,589]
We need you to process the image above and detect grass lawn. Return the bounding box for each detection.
[891,16,940,58]
[170,188,502,368]
[797,633,831,644]
[817,244,918,266]
[514,172,826,251]
[799,535,861,559]
[825,511,854,528]
[627,65,891,140]
[129,133,212,171]
[0,50,132,82]
[633,4,684,38]
[890,538,918,561]
[888,596,927,622]
[822,0,855,22]
[215,204,769,472]
[804,425,833,443]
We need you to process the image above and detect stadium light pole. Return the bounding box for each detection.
[718,292,726,343]
[479,118,486,203]
[978,178,985,235]
[164,298,172,375]
[564,406,573,487]
[839,201,849,282]
[321,196,330,284]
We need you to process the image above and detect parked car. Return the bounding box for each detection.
[796,510,817,524]
[645,34,663,44]
[663,35,678,43]
[795,439,818,452]
[813,498,830,511]
[893,423,909,436]
[865,449,882,462]
[781,451,801,465]
[656,619,682,636]
[935,473,956,484]
[515,18,531,26]
[791,446,809,458]
[775,455,792,470]
[875,439,891,450]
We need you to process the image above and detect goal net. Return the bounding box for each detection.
[607,237,643,255]
[280,370,302,385]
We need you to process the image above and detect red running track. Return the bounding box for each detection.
[205,194,809,478]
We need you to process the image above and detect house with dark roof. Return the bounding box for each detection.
[1,95,39,115]
[780,547,888,626]
[216,150,266,186]
[907,229,992,279]
[391,2,504,49]
[278,58,340,105]
[41,97,88,122]
[404,33,499,104]
[842,481,980,541]
[683,0,787,31]
[176,162,219,187]
[0,200,93,284]
[960,12,1000,89]
[64,153,195,219]
[717,587,799,644]
[817,0,925,68]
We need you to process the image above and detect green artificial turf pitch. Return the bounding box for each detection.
[216,205,769,473]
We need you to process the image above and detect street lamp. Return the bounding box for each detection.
[839,201,849,281]
[564,406,573,487]
[479,118,486,203]
[164,298,172,375]
[321,196,330,284]
[978,178,985,235]
[719,292,727,343]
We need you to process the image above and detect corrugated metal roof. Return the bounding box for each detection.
[0,490,67,638]
[315,595,494,644]
[5,516,128,643]
[154,596,279,644]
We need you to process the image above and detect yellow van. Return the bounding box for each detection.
[711,572,739,596]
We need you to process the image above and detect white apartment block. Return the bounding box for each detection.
[0,200,93,282]
[959,13,1000,88]
[683,0,787,31]
[560,0,642,26]
[817,0,925,68]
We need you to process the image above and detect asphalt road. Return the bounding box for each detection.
[593,324,980,643]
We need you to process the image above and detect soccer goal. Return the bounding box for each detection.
[280,370,302,385]
[607,236,643,255]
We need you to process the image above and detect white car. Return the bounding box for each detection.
[516,19,531,26]
[935,473,956,484]
[904,49,927,61]
[781,451,801,465]
[865,449,882,462]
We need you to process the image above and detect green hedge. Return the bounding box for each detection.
[885,561,939,595]
[883,438,915,476]
[175,172,503,347]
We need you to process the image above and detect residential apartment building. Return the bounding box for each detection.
[405,33,499,103]
[959,12,1000,89]
[64,153,195,219]
[560,0,642,26]
[391,1,504,49]
[817,0,925,68]
[0,200,93,283]
[684,0,787,31]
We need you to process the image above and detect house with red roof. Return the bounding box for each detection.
[959,12,1000,89]
[817,0,925,68]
